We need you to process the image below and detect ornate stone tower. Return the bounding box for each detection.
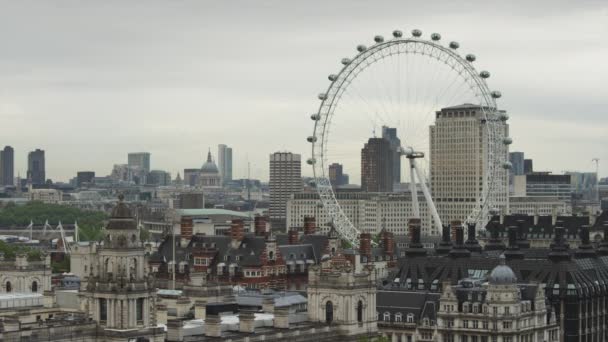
[79,195,164,341]
[307,256,378,339]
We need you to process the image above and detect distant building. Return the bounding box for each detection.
[430,104,509,229]
[27,149,45,185]
[508,196,569,216]
[128,152,151,173]
[110,164,132,183]
[29,188,63,203]
[382,126,401,185]
[328,163,349,187]
[513,173,573,200]
[269,152,302,231]
[524,158,534,174]
[361,138,393,192]
[147,170,171,186]
[0,145,14,186]
[218,144,233,183]
[567,171,598,201]
[178,192,205,209]
[199,150,222,188]
[508,152,525,193]
[183,168,200,187]
[76,171,95,187]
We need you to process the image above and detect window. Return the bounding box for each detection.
[384,312,391,321]
[493,307,498,315]
[395,313,403,322]
[325,301,333,324]
[473,320,478,329]
[99,298,107,322]
[482,321,488,329]
[504,307,510,315]
[357,301,363,323]
[407,313,414,323]
[32,281,38,292]
[137,298,144,322]
[463,320,469,328]
[5,281,11,293]
[503,321,512,329]
[447,319,454,328]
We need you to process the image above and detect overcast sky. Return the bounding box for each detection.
[0,0,607,182]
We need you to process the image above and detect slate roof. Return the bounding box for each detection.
[377,290,440,322]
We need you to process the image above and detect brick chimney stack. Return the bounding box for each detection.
[382,230,394,257]
[288,229,299,245]
[254,216,267,237]
[180,216,193,246]
[303,216,316,235]
[359,233,372,261]
[230,219,244,248]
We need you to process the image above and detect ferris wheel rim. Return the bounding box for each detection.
[309,32,505,246]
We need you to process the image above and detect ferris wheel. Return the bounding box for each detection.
[307,29,510,247]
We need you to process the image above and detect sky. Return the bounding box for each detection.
[0,0,607,182]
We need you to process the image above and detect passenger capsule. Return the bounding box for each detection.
[307,136,317,143]
[392,30,403,38]
[341,58,351,65]
[328,74,337,81]
[466,54,476,62]
[311,114,321,121]
[480,71,491,79]
[431,33,441,41]
[449,41,460,49]
[499,112,509,121]
[502,161,512,170]
[491,91,502,99]
[307,158,316,165]
[412,29,422,37]
[503,137,513,145]
[357,44,367,52]
[318,93,327,100]
[374,35,384,43]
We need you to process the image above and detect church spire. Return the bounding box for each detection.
[207,149,213,163]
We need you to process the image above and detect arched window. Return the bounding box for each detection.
[32,281,38,292]
[407,313,414,323]
[383,312,391,321]
[325,301,333,324]
[269,251,274,260]
[357,300,363,322]
[6,281,12,293]
[395,313,403,322]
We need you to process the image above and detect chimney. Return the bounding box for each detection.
[204,314,223,337]
[382,230,395,257]
[548,226,570,262]
[575,225,596,258]
[304,216,316,235]
[464,223,482,253]
[551,207,558,226]
[436,224,452,254]
[180,216,193,246]
[288,229,299,245]
[504,226,524,260]
[597,223,608,256]
[484,219,506,251]
[239,310,256,333]
[449,221,471,258]
[406,218,426,257]
[230,219,244,248]
[274,306,290,329]
[254,216,267,236]
[516,219,530,249]
[359,233,372,261]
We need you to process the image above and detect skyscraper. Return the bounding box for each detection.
[218,144,233,182]
[430,104,509,229]
[524,159,534,174]
[269,152,302,231]
[0,146,14,186]
[361,138,393,192]
[508,152,525,193]
[381,126,401,185]
[329,163,349,187]
[27,149,45,185]
[128,152,151,173]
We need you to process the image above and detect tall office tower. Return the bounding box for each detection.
[329,163,348,187]
[128,152,151,173]
[430,104,509,228]
[27,149,46,185]
[361,138,393,192]
[269,152,302,231]
[524,159,534,174]
[217,144,233,182]
[381,126,401,185]
[509,152,525,176]
[0,146,14,186]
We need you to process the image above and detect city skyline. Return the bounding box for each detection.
[0,1,606,182]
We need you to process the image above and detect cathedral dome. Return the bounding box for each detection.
[201,151,219,174]
[488,254,517,285]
